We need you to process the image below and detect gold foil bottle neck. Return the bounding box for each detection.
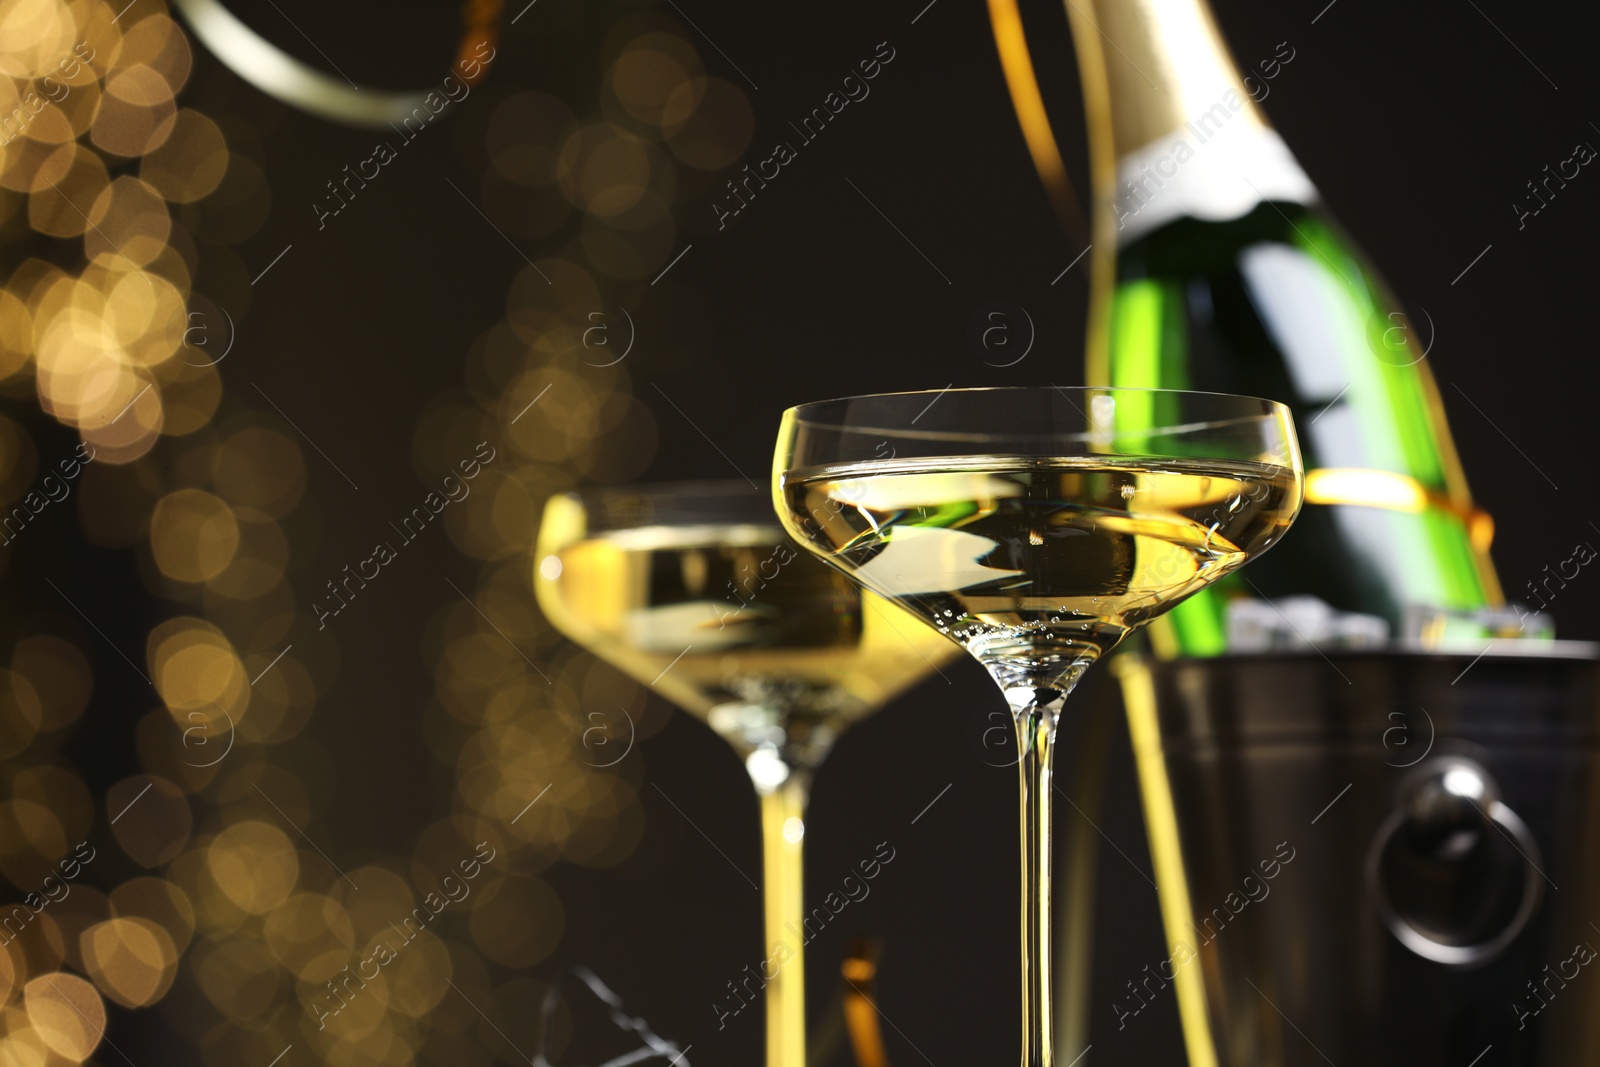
[1076,0,1269,158]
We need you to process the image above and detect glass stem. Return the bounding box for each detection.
[758,771,811,1067]
[1016,692,1065,1067]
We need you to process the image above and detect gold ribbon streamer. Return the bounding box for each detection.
[170,0,499,127]
[1304,468,1494,551]
[985,0,1090,246]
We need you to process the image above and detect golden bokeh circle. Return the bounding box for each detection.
[90,64,177,158]
[25,144,109,236]
[80,916,178,1008]
[206,821,299,915]
[87,176,172,268]
[610,35,702,128]
[22,972,105,1061]
[150,487,240,582]
[139,109,227,203]
[664,76,754,169]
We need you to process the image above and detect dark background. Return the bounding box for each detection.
[63,0,1600,1062]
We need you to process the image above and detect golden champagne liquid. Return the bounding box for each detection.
[537,520,956,764]
[782,454,1299,686]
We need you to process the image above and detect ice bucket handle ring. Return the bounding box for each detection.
[1367,755,1545,967]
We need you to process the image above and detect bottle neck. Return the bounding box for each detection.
[1068,0,1314,245]
[1084,0,1268,156]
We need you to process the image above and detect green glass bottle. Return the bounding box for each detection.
[1065,0,1501,656]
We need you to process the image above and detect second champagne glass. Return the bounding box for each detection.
[773,386,1303,1067]
[535,481,957,1067]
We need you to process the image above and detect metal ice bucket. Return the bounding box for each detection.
[1117,642,1600,1066]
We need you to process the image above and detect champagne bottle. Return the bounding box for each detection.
[1063,0,1502,656]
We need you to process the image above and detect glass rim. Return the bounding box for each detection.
[780,384,1295,444]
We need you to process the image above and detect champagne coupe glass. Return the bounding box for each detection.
[772,387,1303,1067]
[534,481,958,1067]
